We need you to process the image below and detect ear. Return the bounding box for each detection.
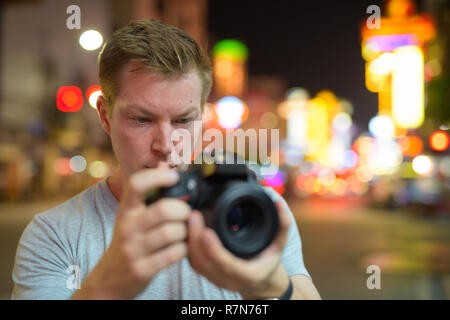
[96,94,112,137]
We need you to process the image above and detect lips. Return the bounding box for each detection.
[144,163,177,169]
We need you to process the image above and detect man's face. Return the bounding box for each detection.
[103,61,203,177]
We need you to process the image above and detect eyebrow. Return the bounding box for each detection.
[124,104,199,118]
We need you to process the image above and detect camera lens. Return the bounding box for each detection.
[213,182,279,259]
[226,202,253,234]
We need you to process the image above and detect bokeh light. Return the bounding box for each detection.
[69,155,87,173]
[369,115,395,139]
[356,165,374,182]
[398,136,423,157]
[392,46,424,129]
[368,52,396,76]
[79,30,103,51]
[343,150,358,168]
[54,158,73,176]
[318,168,336,186]
[86,85,102,109]
[332,112,352,132]
[412,155,433,176]
[56,86,83,112]
[429,131,449,151]
[263,170,284,187]
[260,112,278,128]
[88,161,108,178]
[214,96,248,129]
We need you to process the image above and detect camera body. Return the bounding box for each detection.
[145,161,279,259]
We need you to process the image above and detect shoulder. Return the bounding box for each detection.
[24,180,105,244]
[35,182,98,226]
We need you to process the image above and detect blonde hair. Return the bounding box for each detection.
[98,19,212,118]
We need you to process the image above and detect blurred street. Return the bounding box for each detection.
[1,196,449,300]
[292,196,450,299]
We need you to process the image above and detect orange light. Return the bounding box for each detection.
[398,136,423,157]
[57,86,83,112]
[387,0,415,18]
[296,175,307,190]
[304,177,321,194]
[430,131,449,151]
[331,178,348,196]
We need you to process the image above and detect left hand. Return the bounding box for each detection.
[187,199,292,299]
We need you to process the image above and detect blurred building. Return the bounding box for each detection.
[0,0,210,200]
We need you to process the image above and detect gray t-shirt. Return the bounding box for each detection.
[11,177,310,299]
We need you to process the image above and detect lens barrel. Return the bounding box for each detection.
[208,182,279,259]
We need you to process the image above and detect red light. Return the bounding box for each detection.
[430,131,449,151]
[57,86,83,112]
[86,85,101,98]
[54,158,73,176]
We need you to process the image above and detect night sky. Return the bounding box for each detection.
[209,0,387,132]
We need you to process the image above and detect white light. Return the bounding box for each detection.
[286,87,309,101]
[344,150,358,168]
[88,90,102,109]
[392,46,424,128]
[332,112,352,132]
[369,115,395,139]
[368,141,403,175]
[79,30,103,51]
[214,96,246,129]
[69,155,87,173]
[412,155,433,176]
[368,52,396,76]
[287,107,307,149]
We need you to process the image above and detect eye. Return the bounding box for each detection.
[135,117,150,124]
[174,118,193,125]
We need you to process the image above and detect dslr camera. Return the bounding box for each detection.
[145,153,279,259]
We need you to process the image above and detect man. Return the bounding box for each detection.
[11,19,320,300]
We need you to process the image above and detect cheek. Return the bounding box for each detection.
[110,119,152,160]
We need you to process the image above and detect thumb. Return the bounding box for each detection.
[118,167,179,219]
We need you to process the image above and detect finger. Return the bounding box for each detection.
[265,199,291,252]
[121,199,191,239]
[135,242,188,280]
[120,167,179,216]
[187,210,203,241]
[187,210,212,271]
[200,228,240,274]
[138,222,187,256]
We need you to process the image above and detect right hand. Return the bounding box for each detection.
[72,164,191,299]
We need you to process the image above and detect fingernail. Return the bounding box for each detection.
[190,211,200,224]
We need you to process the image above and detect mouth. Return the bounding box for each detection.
[144,163,177,170]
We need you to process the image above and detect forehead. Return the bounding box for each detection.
[115,61,202,116]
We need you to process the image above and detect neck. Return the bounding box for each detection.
[106,165,126,201]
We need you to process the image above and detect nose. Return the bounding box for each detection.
[151,121,173,158]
